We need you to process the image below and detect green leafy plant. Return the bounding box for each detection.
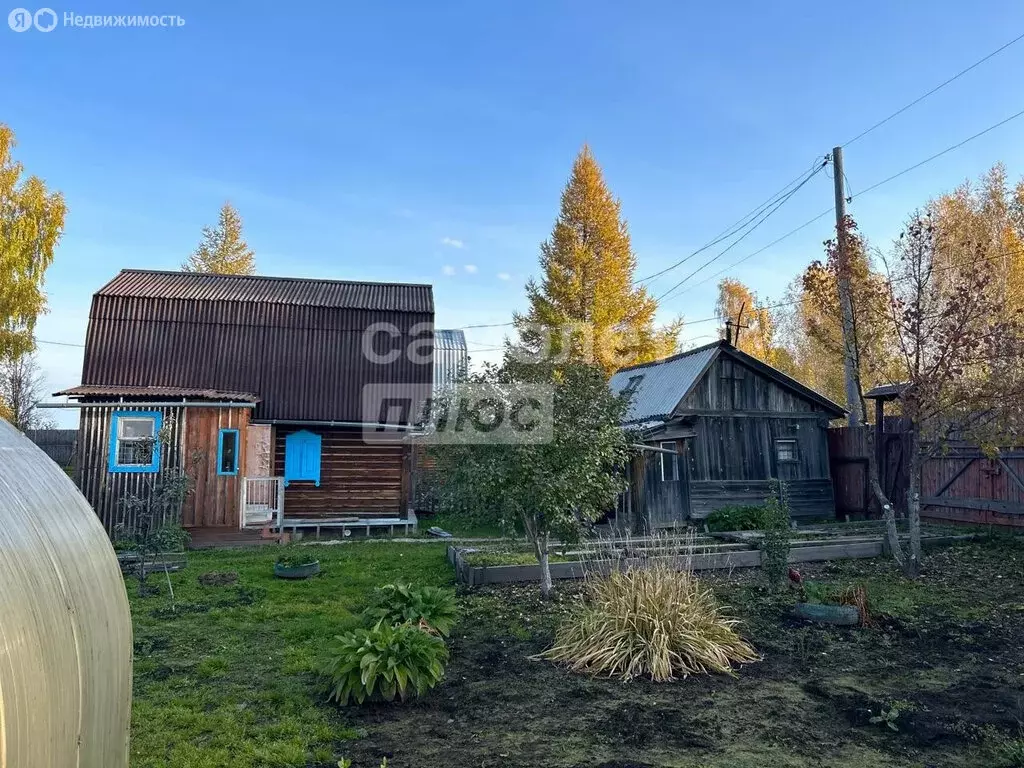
[705,505,768,532]
[542,561,759,681]
[869,700,915,732]
[320,622,448,705]
[275,547,317,568]
[363,583,458,637]
[760,480,791,589]
[338,759,389,768]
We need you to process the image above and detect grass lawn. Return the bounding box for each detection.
[130,536,1024,767]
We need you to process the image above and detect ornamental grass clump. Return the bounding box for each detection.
[543,561,758,682]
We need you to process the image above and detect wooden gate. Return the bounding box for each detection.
[828,424,1024,529]
[921,448,1024,528]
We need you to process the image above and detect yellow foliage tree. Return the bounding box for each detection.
[513,146,681,375]
[714,278,780,363]
[931,164,1024,320]
[0,124,66,360]
[182,202,256,275]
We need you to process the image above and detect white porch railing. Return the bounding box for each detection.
[240,476,284,529]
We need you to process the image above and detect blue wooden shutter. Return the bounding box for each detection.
[284,430,321,487]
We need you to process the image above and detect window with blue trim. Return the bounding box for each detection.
[284,430,321,487]
[108,411,162,473]
[217,429,240,475]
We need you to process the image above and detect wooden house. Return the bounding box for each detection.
[54,269,434,538]
[609,339,845,529]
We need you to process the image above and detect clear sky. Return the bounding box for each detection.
[3,1,1024,427]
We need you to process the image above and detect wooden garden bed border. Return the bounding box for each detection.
[448,533,975,587]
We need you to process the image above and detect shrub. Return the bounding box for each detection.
[542,562,758,681]
[760,480,791,589]
[705,505,767,532]
[320,622,448,705]
[363,583,458,637]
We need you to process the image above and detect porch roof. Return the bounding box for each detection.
[54,384,260,402]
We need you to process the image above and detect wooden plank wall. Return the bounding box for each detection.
[920,449,1024,529]
[689,479,835,519]
[273,426,408,519]
[181,407,249,528]
[74,405,185,535]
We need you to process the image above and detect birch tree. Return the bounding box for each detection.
[0,124,66,358]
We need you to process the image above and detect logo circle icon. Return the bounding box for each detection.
[8,7,33,31]
[34,7,57,31]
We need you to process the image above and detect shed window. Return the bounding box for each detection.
[284,430,322,487]
[217,429,240,476]
[659,441,679,481]
[775,439,798,463]
[108,411,162,473]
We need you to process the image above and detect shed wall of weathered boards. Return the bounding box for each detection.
[75,403,250,532]
[0,420,132,767]
[273,426,409,518]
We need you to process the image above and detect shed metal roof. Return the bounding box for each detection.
[610,343,718,424]
[55,385,260,402]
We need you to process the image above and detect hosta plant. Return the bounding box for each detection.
[363,583,458,636]
[320,622,448,705]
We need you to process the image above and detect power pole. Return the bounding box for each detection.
[832,146,864,428]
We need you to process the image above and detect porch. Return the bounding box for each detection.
[240,476,417,537]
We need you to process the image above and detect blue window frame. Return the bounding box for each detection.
[108,410,162,473]
[217,428,240,476]
[284,430,321,487]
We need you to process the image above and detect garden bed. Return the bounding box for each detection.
[129,536,1024,767]
[448,523,976,587]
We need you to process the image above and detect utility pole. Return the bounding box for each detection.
[832,146,864,428]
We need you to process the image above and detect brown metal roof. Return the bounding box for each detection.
[54,385,260,402]
[96,269,434,313]
[77,270,435,422]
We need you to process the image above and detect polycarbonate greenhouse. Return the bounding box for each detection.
[0,419,132,767]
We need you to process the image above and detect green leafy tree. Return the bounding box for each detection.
[513,146,681,376]
[431,360,633,597]
[0,124,66,359]
[182,202,256,275]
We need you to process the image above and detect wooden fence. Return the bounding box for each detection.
[828,424,1024,529]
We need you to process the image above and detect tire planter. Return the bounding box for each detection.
[793,602,861,625]
[273,561,321,580]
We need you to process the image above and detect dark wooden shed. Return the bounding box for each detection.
[610,340,846,529]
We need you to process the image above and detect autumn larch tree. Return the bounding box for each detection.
[513,146,681,376]
[182,202,256,275]
[0,124,66,360]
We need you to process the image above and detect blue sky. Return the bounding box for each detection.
[3,0,1024,426]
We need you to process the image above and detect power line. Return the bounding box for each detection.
[653,166,829,304]
[852,105,1024,200]
[36,339,84,348]
[842,31,1024,148]
[636,157,827,284]
[669,105,1024,303]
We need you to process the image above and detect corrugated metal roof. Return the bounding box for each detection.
[96,269,433,313]
[54,385,260,402]
[75,271,435,422]
[610,343,720,424]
